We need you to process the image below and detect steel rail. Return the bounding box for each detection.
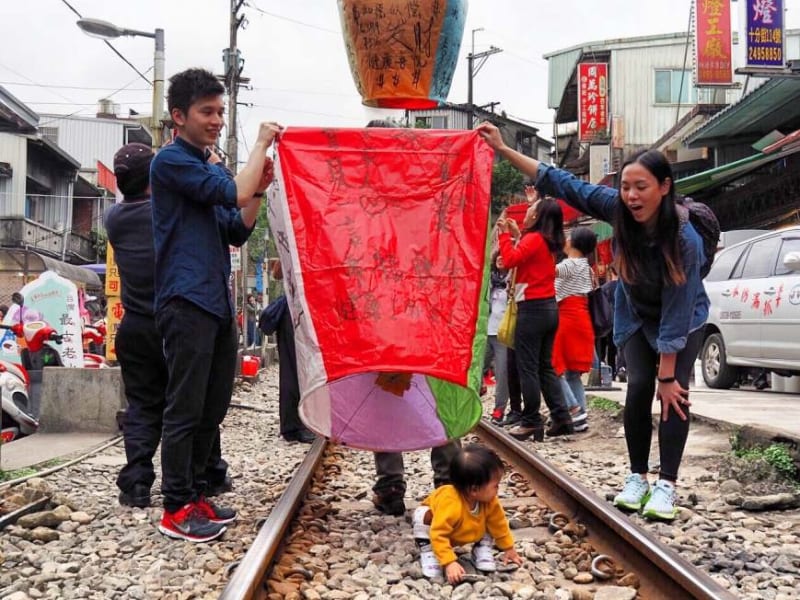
[218,437,328,600]
[477,421,737,600]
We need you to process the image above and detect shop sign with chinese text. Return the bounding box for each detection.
[695,0,733,85]
[746,0,784,68]
[578,63,608,142]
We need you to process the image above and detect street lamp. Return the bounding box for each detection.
[76,18,165,150]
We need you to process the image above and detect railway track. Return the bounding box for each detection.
[217,421,737,600]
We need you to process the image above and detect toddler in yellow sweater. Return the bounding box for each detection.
[412,444,523,583]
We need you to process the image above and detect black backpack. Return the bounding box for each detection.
[676,196,720,278]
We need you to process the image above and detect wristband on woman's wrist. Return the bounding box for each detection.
[657,376,676,384]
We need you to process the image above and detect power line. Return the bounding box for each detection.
[0,61,81,107]
[242,102,366,122]
[58,0,152,85]
[23,101,152,106]
[244,2,340,34]
[0,80,151,92]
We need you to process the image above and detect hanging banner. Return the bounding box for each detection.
[745,0,784,68]
[578,63,608,142]
[269,127,492,451]
[694,0,733,85]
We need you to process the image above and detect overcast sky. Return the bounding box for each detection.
[4,1,800,156]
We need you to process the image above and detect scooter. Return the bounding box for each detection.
[82,319,108,368]
[0,321,64,440]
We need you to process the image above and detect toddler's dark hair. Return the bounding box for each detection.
[450,444,504,495]
[570,226,598,256]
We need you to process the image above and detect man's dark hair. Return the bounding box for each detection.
[449,444,504,495]
[167,68,225,116]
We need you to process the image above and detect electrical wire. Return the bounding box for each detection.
[245,102,365,122]
[244,2,340,34]
[0,81,150,92]
[58,0,152,85]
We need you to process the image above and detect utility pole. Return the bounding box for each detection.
[224,0,246,173]
[467,28,502,129]
[223,0,250,349]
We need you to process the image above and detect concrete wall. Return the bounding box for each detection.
[38,367,125,433]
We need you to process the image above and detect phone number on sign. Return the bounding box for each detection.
[748,46,783,62]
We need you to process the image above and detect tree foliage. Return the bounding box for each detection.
[491,159,524,216]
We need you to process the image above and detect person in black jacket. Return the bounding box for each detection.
[106,143,232,510]
[267,261,315,443]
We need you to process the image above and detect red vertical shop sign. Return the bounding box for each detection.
[695,0,733,85]
[578,63,608,142]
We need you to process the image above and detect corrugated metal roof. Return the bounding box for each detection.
[0,86,39,133]
[675,144,800,195]
[684,78,800,146]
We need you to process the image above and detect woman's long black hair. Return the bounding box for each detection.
[526,196,565,255]
[614,149,685,286]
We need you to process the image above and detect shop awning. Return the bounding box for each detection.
[675,143,800,196]
[684,78,800,147]
[0,249,101,288]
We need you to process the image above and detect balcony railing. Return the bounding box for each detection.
[0,217,97,262]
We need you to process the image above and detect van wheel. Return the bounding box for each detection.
[701,333,739,389]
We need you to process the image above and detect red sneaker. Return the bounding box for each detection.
[490,408,504,425]
[158,503,226,543]
[195,496,237,524]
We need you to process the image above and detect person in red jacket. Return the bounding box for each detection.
[495,197,573,441]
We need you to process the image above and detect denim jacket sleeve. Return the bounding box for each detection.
[534,164,619,223]
[656,222,709,354]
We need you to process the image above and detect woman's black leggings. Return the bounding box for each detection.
[514,298,570,428]
[622,327,705,482]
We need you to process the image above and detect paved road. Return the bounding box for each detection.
[588,376,800,436]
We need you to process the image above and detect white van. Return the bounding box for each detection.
[701,226,800,389]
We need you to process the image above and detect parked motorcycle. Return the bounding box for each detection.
[0,320,64,440]
[82,319,108,368]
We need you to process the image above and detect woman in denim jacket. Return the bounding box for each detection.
[478,122,709,521]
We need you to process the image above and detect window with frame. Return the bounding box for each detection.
[414,115,447,129]
[654,69,696,104]
[740,236,783,279]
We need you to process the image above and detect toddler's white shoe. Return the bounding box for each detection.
[418,542,442,578]
[471,535,496,572]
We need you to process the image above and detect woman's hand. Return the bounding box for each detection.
[476,122,505,151]
[507,219,520,239]
[657,380,691,421]
[445,561,465,584]
[495,217,510,233]
[524,185,538,204]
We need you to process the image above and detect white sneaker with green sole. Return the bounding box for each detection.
[613,474,650,512]
[642,479,679,521]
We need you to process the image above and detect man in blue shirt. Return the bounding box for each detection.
[106,143,232,511]
[151,68,281,543]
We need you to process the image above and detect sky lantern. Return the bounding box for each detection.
[268,127,493,451]
[337,0,468,108]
